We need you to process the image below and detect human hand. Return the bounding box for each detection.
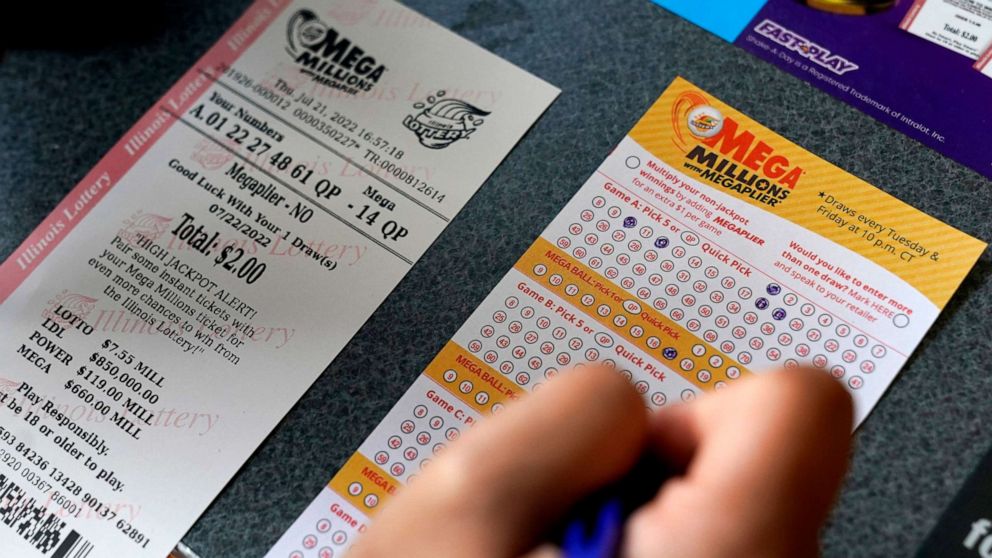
[348,366,853,558]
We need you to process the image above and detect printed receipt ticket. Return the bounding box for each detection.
[269,77,986,558]
[0,1,558,556]
[901,0,992,59]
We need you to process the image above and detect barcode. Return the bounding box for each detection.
[51,530,93,558]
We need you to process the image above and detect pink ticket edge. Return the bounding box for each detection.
[975,44,992,71]
[0,0,293,304]
[898,0,927,31]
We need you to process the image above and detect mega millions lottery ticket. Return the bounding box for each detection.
[976,43,992,75]
[0,0,558,556]
[268,77,986,558]
[901,0,992,59]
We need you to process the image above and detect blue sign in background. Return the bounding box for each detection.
[650,0,767,41]
[651,0,992,182]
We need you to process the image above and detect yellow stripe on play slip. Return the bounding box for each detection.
[515,236,751,390]
[422,340,525,414]
[328,452,400,517]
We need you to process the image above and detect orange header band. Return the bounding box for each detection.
[630,77,985,308]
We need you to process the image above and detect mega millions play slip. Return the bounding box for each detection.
[0,1,559,556]
[269,77,986,558]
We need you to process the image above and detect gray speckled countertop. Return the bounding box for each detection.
[2,1,990,556]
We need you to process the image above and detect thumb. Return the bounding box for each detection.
[349,365,648,558]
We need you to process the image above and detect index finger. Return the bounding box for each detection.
[349,365,648,558]
[626,370,853,558]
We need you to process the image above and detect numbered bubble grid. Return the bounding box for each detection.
[556,192,893,392]
[460,273,700,408]
[359,381,469,491]
[287,493,361,558]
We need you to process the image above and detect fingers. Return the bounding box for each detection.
[642,402,696,470]
[625,370,853,558]
[349,365,648,558]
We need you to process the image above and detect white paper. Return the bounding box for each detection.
[901,0,992,59]
[267,78,985,558]
[0,1,558,556]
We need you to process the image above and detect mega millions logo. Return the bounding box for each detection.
[191,137,233,170]
[0,377,20,395]
[119,210,173,245]
[671,91,803,208]
[687,105,724,139]
[285,9,387,94]
[402,91,490,149]
[42,290,97,324]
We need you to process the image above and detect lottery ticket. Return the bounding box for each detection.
[901,0,992,59]
[0,0,558,556]
[975,43,992,74]
[268,77,986,558]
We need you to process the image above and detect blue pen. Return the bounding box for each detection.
[556,453,673,558]
[562,498,624,558]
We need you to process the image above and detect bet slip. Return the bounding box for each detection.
[268,77,986,558]
[0,0,558,556]
[901,0,992,60]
